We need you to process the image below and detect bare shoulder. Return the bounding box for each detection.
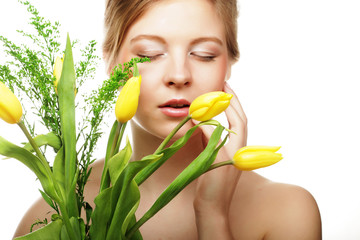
[13,159,104,238]
[13,196,56,238]
[230,171,322,240]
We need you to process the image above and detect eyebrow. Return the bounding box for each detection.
[130,35,167,44]
[130,35,223,46]
[190,37,223,46]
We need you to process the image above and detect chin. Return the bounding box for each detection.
[170,120,200,141]
[157,119,195,140]
[133,116,198,142]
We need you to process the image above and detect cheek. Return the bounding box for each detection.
[137,66,162,102]
[195,58,229,91]
[137,83,153,112]
[135,68,164,121]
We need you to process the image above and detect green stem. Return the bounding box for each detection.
[133,62,139,77]
[109,122,122,158]
[114,122,127,156]
[18,121,76,238]
[58,200,79,240]
[155,116,191,153]
[99,121,127,192]
[205,160,233,172]
[134,116,193,186]
[18,121,64,201]
[17,121,49,168]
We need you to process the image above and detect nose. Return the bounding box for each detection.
[164,55,192,88]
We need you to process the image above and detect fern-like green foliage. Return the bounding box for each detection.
[0,0,149,235]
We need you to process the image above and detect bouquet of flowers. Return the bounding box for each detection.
[0,2,282,239]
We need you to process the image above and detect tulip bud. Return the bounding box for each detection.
[232,146,283,171]
[53,55,64,93]
[0,81,23,124]
[189,91,233,121]
[115,75,142,123]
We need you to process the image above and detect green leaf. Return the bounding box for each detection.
[23,132,61,152]
[103,153,161,239]
[99,120,119,192]
[14,219,63,240]
[78,217,86,240]
[120,181,141,236]
[52,146,65,194]
[108,137,132,184]
[57,34,78,218]
[39,190,56,211]
[106,160,151,240]
[89,187,113,240]
[0,136,57,200]
[60,217,82,240]
[60,224,70,240]
[84,202,93,228]
[127,216,143,240]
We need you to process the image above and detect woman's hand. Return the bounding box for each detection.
[193,82,247,240]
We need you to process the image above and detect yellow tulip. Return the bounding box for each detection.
[53,55,64,93]
[189,91,233,121]
[0,81,23,124]
[115,75,142,123]
[232,146,283,171]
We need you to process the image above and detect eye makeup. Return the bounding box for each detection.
[189,42,222,62]
[130,36,167,61]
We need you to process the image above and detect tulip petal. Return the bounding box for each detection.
[0,81,22,124]
[200,100,231,121]
[189,92,220,110]
[53,55,64,94]
[233,151,283,171]
[115,76,142,123]
[236,146,281,154]
[189,91,233,121]
[233,146,283,171]
[190,107,209,121]
[53,56,64,82]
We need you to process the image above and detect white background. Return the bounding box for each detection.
[0,0,359,239]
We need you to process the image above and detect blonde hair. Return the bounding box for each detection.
[103,0,239,70]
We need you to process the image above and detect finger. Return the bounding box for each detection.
[224,103,247,150]
[225,102,243,134]
[224,82,247,145]
[222,108,247,158]
[224,82,247,125]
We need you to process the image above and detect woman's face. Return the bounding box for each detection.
[117,0,231,139]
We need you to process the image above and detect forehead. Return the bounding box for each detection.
[125,0,226,43]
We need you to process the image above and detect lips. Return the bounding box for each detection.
[159,99,190,118]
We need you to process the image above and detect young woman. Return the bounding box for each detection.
[14,0,322,239]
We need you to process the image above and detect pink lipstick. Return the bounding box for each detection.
[159,99,190,118]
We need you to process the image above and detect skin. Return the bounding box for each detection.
[14,0,322,239]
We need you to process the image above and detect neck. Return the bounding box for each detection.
[130,120,204,192]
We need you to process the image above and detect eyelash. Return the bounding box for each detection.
[137,53,216,62]
[137,54,162,61]
[190,53,216,62]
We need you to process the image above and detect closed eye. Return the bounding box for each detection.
[137,53,163,61]
[190,52,216,62]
